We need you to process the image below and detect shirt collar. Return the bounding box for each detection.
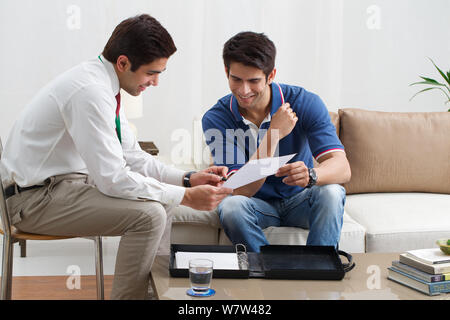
[241,112,271,128]
[98,54,120,96]
[229,82,285,122]
[269,82,285,116]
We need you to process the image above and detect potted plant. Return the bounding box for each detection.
[410,58,450,111]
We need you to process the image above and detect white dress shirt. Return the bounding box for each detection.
[0,55,186,205]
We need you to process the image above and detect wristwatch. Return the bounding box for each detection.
[183,171,196,188]
[306,168,317,188]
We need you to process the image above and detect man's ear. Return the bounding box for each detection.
[224,66,229,78]
[267,68,277,85]
[116,55,130,72]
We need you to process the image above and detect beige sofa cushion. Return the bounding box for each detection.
[170,206,221,245]
[313,111,340,168]
[339,108,450,194]
[171,205,221,228]
[329,111,339,136]
[345,193,450,252]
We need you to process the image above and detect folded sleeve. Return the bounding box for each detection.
[296,93,345,161]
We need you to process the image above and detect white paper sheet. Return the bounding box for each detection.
[223,153,297,190]
[175,252,239,270]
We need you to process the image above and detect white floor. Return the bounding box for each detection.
[0,237,121,276]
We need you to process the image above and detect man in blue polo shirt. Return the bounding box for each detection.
[202,32,351,252]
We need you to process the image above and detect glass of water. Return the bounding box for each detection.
[188,259,213,296]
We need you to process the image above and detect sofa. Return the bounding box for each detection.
[170,108,450,253]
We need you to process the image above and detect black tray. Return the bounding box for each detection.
[259,245,352,280]
[169,244,354,280]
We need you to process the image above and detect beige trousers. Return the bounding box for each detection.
[7,173,173,300]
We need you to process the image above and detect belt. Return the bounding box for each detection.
[4,184,43,200]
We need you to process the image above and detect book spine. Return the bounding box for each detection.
[431,274,445,282]
[392,263,444,282]
[435,265,450,274]
[430,281,450,295]
[387,274,431,296]
[395,261,450,282]
[388,268,450,295]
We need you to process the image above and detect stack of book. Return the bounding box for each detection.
[388,248,450,296]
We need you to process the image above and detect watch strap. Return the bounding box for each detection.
[183,171,196,188]
[306,168,317,188]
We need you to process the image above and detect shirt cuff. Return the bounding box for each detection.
[161,184,186,206]
[162,167,186,187]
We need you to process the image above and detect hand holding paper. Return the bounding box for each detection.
[223,153,297,190]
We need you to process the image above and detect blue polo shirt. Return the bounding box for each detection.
[202,82,344,200]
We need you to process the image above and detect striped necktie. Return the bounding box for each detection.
[115,92,122,143]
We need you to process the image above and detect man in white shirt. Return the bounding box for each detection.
[0,14,232,299]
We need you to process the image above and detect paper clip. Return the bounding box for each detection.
[235,243,249,270]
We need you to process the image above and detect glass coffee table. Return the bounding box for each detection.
[150,253,449,300]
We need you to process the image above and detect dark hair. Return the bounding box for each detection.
[102,14,176,72]
[223,32,276,78]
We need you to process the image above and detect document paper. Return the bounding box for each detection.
[223,153,297,190]
[175,252,239,270]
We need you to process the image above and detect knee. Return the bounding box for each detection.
[218,195,253,226]
[315,184,345,202]
[135,201,167,232]
[312,184,346,213]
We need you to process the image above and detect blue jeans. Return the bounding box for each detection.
[217,184,346,252]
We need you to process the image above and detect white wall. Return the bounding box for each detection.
[0,0,448,163]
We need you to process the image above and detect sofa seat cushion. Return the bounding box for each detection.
[171,205,221,228]
[345,193,450,252]
[219,212,366,253]
[170,206,220,245]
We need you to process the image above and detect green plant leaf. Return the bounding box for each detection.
[410,78,446,87]
[409,81,429,86]
[428,57,450,86]
[410,86,450,102]
[435,87,450,101]
[419,76,446,86]
[410,87,436,101]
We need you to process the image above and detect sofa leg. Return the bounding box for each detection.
[19,240,26,258]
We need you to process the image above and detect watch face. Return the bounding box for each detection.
[308,168,317,186]
[310,168,317,180]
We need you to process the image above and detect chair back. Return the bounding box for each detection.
[0,138,12,238]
